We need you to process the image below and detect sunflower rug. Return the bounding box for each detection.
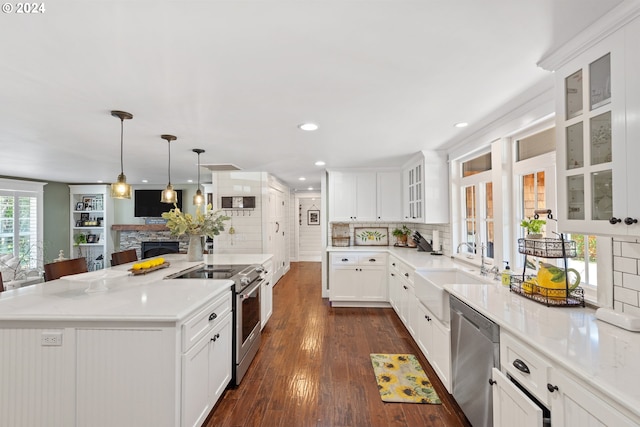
[370,353,441,404]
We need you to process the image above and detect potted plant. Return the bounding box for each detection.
[392,225,412,246]
[520,218,546,239]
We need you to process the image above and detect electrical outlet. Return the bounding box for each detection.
[41,332,63,346]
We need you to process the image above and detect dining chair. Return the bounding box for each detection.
[44,257,88,281]
[111,249,138,266]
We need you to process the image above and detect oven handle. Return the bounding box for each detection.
[238,278,264,300]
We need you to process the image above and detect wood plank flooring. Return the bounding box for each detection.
[206,262,471,427]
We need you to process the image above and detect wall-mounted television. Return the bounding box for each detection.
[134,189,183,217]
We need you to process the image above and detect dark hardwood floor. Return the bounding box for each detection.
[206,262,471,427]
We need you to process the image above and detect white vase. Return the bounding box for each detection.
[187,235,204,262]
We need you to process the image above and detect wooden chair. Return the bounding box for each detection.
[44,258,88,281]
[111,249,138,266]
[0,271,4,292]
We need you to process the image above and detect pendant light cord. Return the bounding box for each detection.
[167,140,171,185]
[197,152,201,189]
[119,118,125,175]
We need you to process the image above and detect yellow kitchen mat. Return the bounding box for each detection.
[370,353,441,404]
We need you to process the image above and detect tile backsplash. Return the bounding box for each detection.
[613,237,640,315]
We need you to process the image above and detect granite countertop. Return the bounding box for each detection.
[0,253,271,322]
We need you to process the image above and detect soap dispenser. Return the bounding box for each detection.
[501,261,511,287]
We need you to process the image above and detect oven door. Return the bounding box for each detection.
[236,278,262,376]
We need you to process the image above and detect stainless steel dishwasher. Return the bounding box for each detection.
[450,295,500,427]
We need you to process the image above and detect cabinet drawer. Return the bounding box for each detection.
[357,254,387,265]
[182,291,232,352]
[501,332,551,406]
[331,254,357,265]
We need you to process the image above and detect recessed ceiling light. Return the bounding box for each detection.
[187,179,194,183]
[299,177,306,181]
[454,122,469,128]
[315,160,326,166]
[307,187,313,191]
[97,180,103,183]
[142,179,148,183]
[298,123,318,131]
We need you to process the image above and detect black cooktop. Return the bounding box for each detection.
[174,264,250,280]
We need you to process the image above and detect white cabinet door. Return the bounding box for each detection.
[549,369,637,427]
[491,368,543,427]
[261,272,273,329]
[182,312,232,427]
[329,172,358,221]
[355,172,377,222]
[359,266,388,302]
[377,171,402,221]
[416,302,451,393]
[329,267,359,300]
[402,152,449,223]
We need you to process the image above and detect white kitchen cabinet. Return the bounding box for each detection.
[549,369,637,427]
[261,259,274,329]
[328,171,377,222]
[388,255,414,326]
[329,252,388,306]
[69,184,114,271]
[376,171,403,221]
[491,368,544,427]
[416,301,451,392]
[556,19,640,236]
[402,151,449,224]
[182,311,232,427]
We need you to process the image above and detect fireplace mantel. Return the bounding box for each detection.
[111,224,169,232]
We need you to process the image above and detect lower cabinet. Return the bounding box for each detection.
[496,331,638,427]
[549,369,637,427]
[491,368,544,427]
[329,252,388,306]
[182,311,232,427]
[261,259,274,329]
[416,301,451,392]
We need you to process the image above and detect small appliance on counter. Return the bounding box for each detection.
[412,231,433,253]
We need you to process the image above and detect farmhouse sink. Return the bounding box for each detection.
[415,268,488,324]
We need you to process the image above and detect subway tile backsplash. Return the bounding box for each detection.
[613,237,640,312]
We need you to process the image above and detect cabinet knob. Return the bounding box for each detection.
[392,263,396,266]
[341,258,349,262]
[369,258,376,262]
[609,217,622,224]
[211,333,220,342]
[513,358,530,374]
[547,383,559,393]
[403,285,408,290]
[489,379,497,386]
[404,273,409,278]
[624,217,638,225]
[425,315,431,321]
[208,312,217,321]
[390,273,395,277]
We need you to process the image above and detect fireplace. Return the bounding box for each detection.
[141,241,180,259]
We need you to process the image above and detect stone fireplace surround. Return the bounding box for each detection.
[112,224,188,259]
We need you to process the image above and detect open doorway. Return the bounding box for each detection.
[294,193,322,261]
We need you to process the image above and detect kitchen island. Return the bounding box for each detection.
[0,253,271,427]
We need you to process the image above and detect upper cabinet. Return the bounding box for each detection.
[556,16,640,236]
[328,170,402,222]
[403,151,449,224]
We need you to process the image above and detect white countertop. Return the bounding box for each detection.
[445,282,640,419]
[203,253,273,266]
[327,245,640,419]
[0,253,271,322]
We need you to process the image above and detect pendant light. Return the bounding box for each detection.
[192,148,205,206]
[110,110,133,199]
[160,134,178,204]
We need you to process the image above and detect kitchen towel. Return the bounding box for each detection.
[370,353,441,404]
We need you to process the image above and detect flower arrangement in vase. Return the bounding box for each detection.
[162,204,230,261]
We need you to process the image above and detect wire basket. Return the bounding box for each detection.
[517,238,577,258]
[332,237,350,247]
[509,275,584,307]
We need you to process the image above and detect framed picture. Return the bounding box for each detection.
[82,196,93,210]
[75,202,84,211]
[86,234,97,243]
[75,220,83,227]
[80,213,89,221]
[354,227,389,246]
[307,210,320,225]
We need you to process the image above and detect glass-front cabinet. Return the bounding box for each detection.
[556,27,639,235]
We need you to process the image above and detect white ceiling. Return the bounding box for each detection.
[0,0,623,192]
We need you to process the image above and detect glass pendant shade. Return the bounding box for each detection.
[192,148,205,206]
[161,134,178,204]
[110,110,133,199]
[111,173,132,199]
[161,184,177,204]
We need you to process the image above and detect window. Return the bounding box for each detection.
[0,179,45,274]
[567,234,598,288]
[459,153,493,259]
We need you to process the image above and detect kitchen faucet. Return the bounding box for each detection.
[479,243,489,276]
[456,242,474,254]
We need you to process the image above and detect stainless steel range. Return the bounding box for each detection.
[174,264,265,385]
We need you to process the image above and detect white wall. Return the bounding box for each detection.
[295,193,322,261]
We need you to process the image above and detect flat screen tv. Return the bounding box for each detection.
[134,189,183,217]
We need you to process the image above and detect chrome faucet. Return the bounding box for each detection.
[489,266,500,280]
[480,243,489,276]
[456,242,474,254]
